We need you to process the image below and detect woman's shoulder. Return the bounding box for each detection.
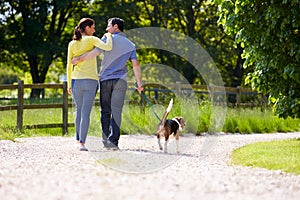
[82,35,99,40]
[68,39,77,46]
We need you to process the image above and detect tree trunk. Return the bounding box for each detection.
[28,55,51,99]
[232,44,245,87]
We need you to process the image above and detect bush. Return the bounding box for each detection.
[0,68,19,84]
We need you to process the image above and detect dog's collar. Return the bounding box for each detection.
[172,118,183,131]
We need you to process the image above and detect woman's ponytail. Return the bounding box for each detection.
[73,26,82,40]
[72,18,95,40]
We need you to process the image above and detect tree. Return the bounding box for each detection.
[0,67,19,84]
[218,0,300,118]
[138,0,246,87]
[0,0,90,98]
[90,0,245,87]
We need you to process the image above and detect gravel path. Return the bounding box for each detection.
[0,132,300,200]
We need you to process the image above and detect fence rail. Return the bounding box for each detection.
[0,80,69,135]
[134,81,266,108]
[0,81,266,135]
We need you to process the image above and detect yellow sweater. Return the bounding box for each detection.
[67,34,112,88]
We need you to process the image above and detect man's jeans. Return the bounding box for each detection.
[100,79,127,147]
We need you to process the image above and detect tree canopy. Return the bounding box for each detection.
[0,0,90,97]
[0,0,243,87]
[218,0,300,118]
[0,0,299,118]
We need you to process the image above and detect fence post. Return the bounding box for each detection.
[209,84,215,102]
[17,80,24,132]
[260,93,267,112]
[176,81,181,96]
[62,81,68,135]
[154,89,158,101]
[236,86,242,107]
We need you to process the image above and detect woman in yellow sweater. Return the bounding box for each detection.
[67,18,112,151]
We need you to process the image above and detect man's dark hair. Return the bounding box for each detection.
[108,17,124,32]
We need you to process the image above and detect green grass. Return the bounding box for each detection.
[0,126,23,142]
[231,138,300,175]
[223,108,300,134]
[1,101,300,141]
[0,108,76,140]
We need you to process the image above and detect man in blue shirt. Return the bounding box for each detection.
[72,17,144,150]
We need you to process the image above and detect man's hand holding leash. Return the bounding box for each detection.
[135,81,144,94]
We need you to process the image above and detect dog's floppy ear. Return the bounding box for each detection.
[181,117,186,126]
[176,117,185,127]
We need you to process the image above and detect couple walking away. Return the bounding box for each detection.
[67,17,143,151]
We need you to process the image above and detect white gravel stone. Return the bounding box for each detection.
[0,132,299,200]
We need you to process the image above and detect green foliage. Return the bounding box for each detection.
[198,102,213,133]
[0,126,24,142]
[89,0,246,87]
[0,67,19,84]
[218,0,300,118]
[231,138,300,175]
[0,0,91,97]
[1,0,248,97]
[223,108,300,133]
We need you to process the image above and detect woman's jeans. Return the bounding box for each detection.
[100,79,127,147]
[72,79,98,144]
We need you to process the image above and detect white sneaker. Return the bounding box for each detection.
[78,145,88,151]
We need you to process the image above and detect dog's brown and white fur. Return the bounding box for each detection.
[156,99,185,153]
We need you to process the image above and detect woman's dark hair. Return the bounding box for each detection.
[73,18,95,40]
[108,17,124,32]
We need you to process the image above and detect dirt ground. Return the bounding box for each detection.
[0,132,300,200]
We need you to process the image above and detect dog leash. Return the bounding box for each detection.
[134,82,162,122]
[140,91,162,122]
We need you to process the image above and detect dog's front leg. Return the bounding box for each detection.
[175,132,179,153]
[158,138,163,150]
[157,134,163,150]
[164,139,168,153]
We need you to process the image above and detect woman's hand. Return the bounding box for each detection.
[71,56,81,65]
[68,87,72,94]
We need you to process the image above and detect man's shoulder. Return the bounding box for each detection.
[113,33,131,41]
[113,33,135,46]
[113,32,126,37]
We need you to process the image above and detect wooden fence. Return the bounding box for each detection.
[0,80,69,135]
[136,81,267,108]
[0,81,266,135]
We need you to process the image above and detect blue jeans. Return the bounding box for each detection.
[72,79,98,144]
[100,79,127,146]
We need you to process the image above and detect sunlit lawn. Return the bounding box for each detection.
[231,138,300,175]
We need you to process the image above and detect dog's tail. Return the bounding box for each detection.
[159,98,173,125]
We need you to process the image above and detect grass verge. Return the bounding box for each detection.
[231,138,300,175]
[0,102,300,140]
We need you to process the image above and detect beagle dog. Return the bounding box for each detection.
[156,99,185,153]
